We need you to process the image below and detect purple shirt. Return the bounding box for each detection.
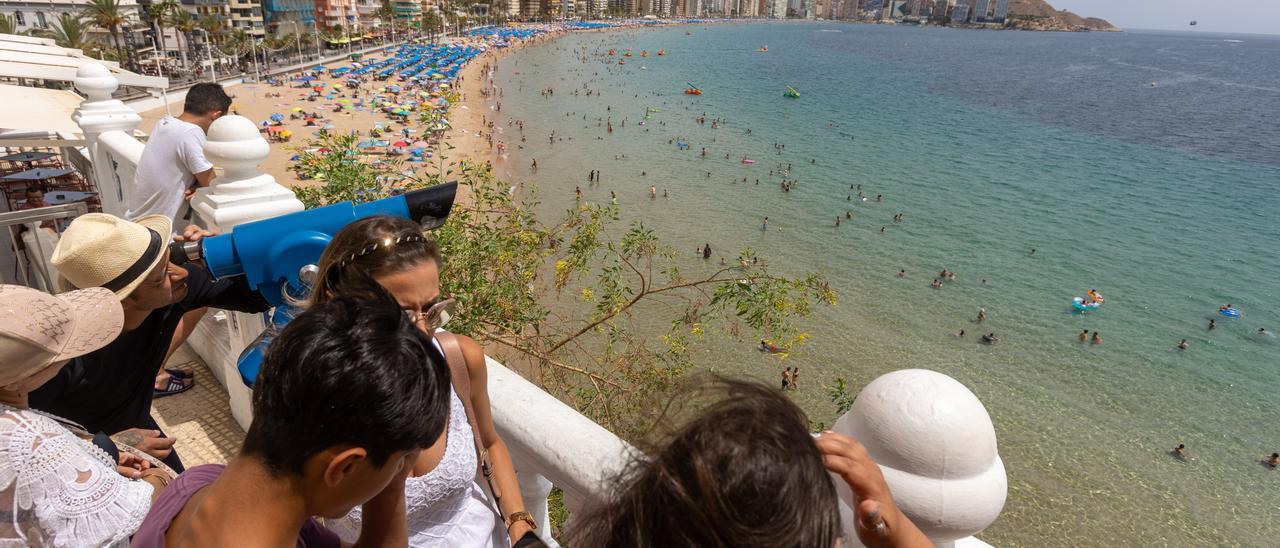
[130,464,341,548]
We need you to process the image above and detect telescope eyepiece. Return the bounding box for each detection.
[168,240,204,266]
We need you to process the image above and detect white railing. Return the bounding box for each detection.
[69,62,1006,547]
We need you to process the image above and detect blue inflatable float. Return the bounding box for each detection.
[1072,297,1101,312]
[1219,307,1242,318]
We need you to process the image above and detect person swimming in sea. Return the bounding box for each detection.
[930,279,942,289]
[1177,339,1189,350]
[1267,453,1280,469]
[1091,332,1103,344]
[982,333,999,344]
[955,329,966,338]
[1209,319,1217,330]
[1219,303,1233,311]
[1172,444,1187,460]
[977,307,986,322]
[1080,329,1089,343]
[897,269,906,278]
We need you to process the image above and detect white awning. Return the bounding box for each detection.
[0,32,168,90]
[0,84,87,135]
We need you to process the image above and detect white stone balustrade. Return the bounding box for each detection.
[72,62,144,216]
[190,115,305,231]
[187,114,305,429]
[833,369,1007,548]
[69,65,1005,548]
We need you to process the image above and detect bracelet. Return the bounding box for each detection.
[505,511,536,531]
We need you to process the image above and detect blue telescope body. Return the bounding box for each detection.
[174,183,457,386]
[185,183,456,306]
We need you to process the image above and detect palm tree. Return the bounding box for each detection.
[166,8,195,69]
[45,13,95,50]
[81,0,129,66]
[197,14,224,43]
[143,0,179,62]
[0,14,17,35]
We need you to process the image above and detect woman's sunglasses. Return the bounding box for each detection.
[404,297,455,331]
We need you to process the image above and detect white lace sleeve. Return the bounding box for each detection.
[0,410,153,548]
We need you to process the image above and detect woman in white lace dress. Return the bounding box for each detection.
[0,285,158,547]
[312,217,539,547]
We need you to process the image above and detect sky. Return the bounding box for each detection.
[1051,0,1279,36]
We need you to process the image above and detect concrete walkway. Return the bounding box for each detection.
[152,344,243,466]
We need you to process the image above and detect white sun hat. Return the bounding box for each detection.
[0,285,123,386]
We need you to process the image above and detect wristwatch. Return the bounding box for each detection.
[505,511,537,531]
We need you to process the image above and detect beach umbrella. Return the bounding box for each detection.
[412,140,428,147]
[270,113,285,122]
[393,140,408,147]
[291,107,304,112]
[313,65,327,70]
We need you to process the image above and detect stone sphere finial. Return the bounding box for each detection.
[74,63,118,102]
[204,115,271,183]
[832,369,1007,545]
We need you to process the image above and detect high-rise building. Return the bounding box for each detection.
[971,0,987,22]
[263,0,316,36]
[992,0,1007,22]
[314,0,359,29]
[949,2,967,24]
[229,0,265,36]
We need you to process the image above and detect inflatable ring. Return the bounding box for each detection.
[1072,297,1101,312]
[1219,308,1242,318]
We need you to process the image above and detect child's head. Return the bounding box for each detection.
[242,293,450,518]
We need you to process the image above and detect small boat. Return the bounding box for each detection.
[758,45,769,52]
[619,60,626,65]
[641,50,649,57]
[684,82,702,95]
[741,157,755,164]
[1190,20,1197,26]
[657,49,665,56]
[783,85,800,98]
[608,48,616,55]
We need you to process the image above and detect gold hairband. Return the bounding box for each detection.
[336,233,429,270]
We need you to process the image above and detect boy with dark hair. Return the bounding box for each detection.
[131,295,452,546]
[127,82,231,222]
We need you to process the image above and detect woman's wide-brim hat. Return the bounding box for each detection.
[51,213,173,299]
[0,285,123,385]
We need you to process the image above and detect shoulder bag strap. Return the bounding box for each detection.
[434,330,504,511]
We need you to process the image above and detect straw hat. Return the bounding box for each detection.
[51,213,172,299]
[0,285,123,386]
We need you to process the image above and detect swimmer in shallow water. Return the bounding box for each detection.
[1091,332,1103,345]
[1172,444,1187,460]
[1268,453,1280,468]
[1177,339,1188,350]
[1079,329,1089,343]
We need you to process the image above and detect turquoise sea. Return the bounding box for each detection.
[484,23,1280,546]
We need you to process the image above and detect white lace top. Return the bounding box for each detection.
[332,387,508,547]
[0,408,152,547]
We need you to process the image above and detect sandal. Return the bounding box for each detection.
[165,367,195,380]
[154,376,193,399]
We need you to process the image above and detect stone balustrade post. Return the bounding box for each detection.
[72,62,143,217]
[833,369,1007,548]
[189,114,304,429]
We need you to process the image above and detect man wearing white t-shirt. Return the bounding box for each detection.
[126,83,230,222]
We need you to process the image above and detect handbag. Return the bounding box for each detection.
[434,331,504,516]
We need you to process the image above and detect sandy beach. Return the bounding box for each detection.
[136,31,566,198]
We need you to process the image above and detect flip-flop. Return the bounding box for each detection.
[154,376,193,399]
[165,368,195,380]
